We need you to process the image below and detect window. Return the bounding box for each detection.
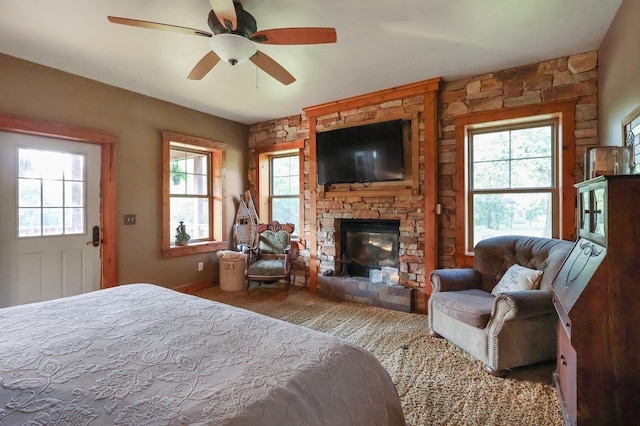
[270,154,300,233]
[17,148,85,237]
[169,147,210,242]
[161,131,226,257]
[455,101,576,261]
[256,140,304,239]
[466,120,559,251]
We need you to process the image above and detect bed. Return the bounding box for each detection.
[0,284,405,425]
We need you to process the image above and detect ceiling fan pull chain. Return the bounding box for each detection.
[256,66,259,89]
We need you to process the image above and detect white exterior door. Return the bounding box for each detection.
[0,131,101,307]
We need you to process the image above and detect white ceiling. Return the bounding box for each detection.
[0,0,622,125]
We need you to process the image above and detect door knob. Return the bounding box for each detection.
[86,225,101,247]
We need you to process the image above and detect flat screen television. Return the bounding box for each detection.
[316,119,405,185]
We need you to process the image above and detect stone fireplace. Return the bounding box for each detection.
[248,79,443,313]
[339,219,400,278]
[316,218,412,313]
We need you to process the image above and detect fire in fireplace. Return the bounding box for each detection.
[339,219,400,278]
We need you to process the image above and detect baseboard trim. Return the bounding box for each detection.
[173,280,215,294]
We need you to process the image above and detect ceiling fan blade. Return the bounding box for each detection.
[250,51,296,85]
[251,27,337,45]
[107,16,211,37]
[187,51,221,80]
[209,0,237,31]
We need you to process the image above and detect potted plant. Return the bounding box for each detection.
[170,162,185,185]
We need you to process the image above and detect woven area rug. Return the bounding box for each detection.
[194,286,563,426]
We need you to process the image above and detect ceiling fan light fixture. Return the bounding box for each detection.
[209,33,256,65]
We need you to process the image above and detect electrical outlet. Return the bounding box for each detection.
[124,214,136,225]
[198,262,204,272]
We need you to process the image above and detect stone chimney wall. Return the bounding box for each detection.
[437,51,598,267]
[313,96,426,288]
[248,95,429,311]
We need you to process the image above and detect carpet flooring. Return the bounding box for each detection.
[194,286,563,426]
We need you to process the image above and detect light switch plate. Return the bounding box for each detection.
[124,214,136,225]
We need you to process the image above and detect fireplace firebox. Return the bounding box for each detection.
[339,219,400,278]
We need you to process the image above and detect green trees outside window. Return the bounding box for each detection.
[468,122,558,249]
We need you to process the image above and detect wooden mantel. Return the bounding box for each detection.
[304,78,441,118]
[303,77,441,296]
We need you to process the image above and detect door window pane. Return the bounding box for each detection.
[43,180,63,207]
[65,181,84,207]
[43,208,63,236]
[65,208,85,234]
[17,149,86,237]
[18,150,41,178]
[18,179,41,207]
[18,208,41,237]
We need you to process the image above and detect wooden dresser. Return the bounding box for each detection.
[552,175,640,425]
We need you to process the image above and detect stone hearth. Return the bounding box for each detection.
[318,275,413,313]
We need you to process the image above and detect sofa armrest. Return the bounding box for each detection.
[485,289,558,372]
[429,269,483,293]
[490,290,555,322]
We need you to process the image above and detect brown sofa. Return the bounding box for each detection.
[428,235,573,376]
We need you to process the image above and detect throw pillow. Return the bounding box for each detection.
[491,264,543,296]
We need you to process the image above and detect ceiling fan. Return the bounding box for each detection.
[107,0,337,85]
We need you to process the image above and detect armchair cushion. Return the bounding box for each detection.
[248,259,286,277]
[491,264,543,296]
[430,289,494,328]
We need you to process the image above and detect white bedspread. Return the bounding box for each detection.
[0,284,405,425]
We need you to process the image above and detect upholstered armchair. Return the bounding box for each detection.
[428,235,573,377]
[245,221,295,294]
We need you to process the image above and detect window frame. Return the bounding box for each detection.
[161,131,226,257]
[466,119,560,251]
[256,140,304,240]
[269,152,300,234]
[454,101,576,265]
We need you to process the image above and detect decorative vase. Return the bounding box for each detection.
[175,221,191,246]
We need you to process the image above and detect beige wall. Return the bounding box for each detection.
[0,54,248,289]
[598,0,640,146]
